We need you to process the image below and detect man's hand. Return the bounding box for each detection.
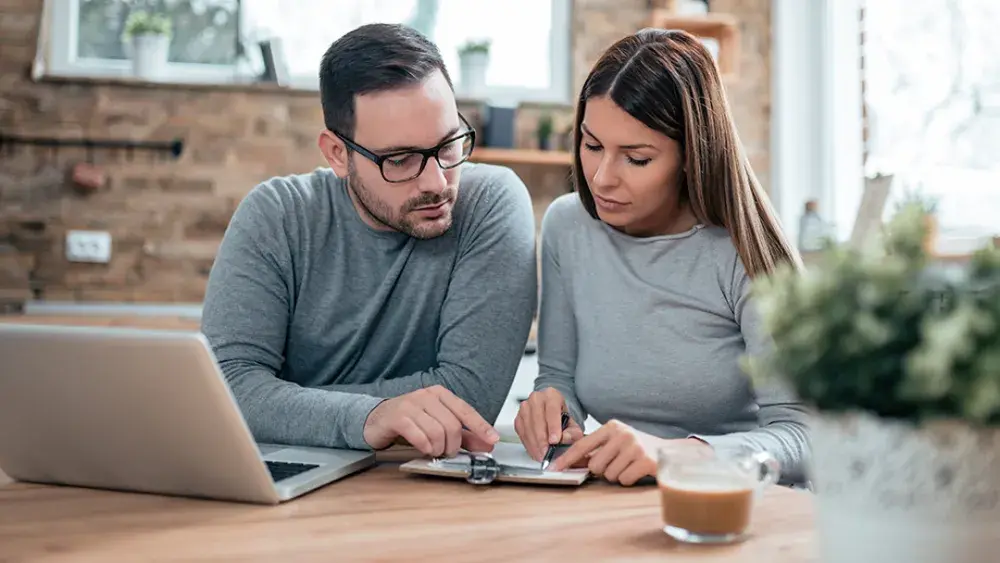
[514,387,585,461]
[362,385,500,458]
[549,420,711,486]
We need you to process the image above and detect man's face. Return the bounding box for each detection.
[335,70,465,239]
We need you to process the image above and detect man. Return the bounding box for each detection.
[200,23,537,459]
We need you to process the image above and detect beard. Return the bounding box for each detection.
[347,160,457,239]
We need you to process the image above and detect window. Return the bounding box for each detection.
[47,0,244,82]
[863,0,1000,249]
[771,0,864,244]
[44,0,572,105]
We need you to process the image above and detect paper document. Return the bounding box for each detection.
[400,441,589,486]
[448,442,570,471]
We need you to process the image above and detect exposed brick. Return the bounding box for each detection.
[185,209,233,239]
[63,251,141,287]
[143,239,220,261]
[160,176,215,194]
[0,0,775,303]
[123,177,152,191]
[0,11,36,36]
[0,244,31,293]
[75,288,136,302]
[0,0,39,12]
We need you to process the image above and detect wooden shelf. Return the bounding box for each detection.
[650,10,741,78]
[469,148,573,167]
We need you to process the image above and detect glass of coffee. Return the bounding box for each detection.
[656,445,780,544]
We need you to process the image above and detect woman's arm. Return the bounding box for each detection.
[532,211,587,427]
[693,259,812,485]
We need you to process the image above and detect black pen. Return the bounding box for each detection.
[540,412,571,471]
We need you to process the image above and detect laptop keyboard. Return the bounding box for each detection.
[265,461,320,482]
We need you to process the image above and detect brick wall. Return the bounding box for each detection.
[0,0,772,304]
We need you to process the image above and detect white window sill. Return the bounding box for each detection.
[35,64,570,107]
[34,66,320,95]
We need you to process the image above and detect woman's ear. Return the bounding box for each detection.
[318,130,350,177]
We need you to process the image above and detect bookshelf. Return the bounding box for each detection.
[469,148,573,167]
[649,10,741,78]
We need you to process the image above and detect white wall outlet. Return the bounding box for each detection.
[66,230,112,263]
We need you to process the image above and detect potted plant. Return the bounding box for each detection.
[457,39,491,98]
[122,11,172,80]
[747,200,1000,563]
[537,114,554,150]
[897,186,940,254]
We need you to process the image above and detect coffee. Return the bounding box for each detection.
[659,472,755,537]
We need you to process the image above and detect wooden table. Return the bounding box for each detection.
[0,313,817,561]
[0,450,817,562]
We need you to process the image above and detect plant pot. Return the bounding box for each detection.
[459,52,489,98]
[538,135,551,151]
[810,411,1000,563]
[923,214,939,254]
[130,34,170,80]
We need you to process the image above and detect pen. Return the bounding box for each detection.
[540,412,571,471]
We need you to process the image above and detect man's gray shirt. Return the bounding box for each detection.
[200,163,538,450]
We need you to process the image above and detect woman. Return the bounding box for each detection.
[513,29,809,486]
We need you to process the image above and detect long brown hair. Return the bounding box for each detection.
[572,28,802,277]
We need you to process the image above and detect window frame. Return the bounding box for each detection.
[771,0,863,244]
[45,0,241,83]
[43,0,574,105]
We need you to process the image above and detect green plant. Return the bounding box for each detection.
[746,201,1000,425]
[896,185,940,215]
[458,39,491,56]
[122,11,172,39]
[537,114,554,139]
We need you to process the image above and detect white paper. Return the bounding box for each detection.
[442,442,584,475]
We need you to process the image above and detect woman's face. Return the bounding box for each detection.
[578,96,686,236]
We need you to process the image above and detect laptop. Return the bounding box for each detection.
[0,323,376,505]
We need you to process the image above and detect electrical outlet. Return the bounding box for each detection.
[66,230,112,263]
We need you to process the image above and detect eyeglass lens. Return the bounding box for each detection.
[381,134,474,182]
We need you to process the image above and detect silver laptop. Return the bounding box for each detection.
[0,323,376,505]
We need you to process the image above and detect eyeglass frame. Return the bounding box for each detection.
[331,113,477,184]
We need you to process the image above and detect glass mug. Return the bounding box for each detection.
[656,445,781,544]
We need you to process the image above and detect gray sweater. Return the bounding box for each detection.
[534,194,810,483]
[200,164,538,451]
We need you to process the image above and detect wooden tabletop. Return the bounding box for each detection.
[0,450,817,562]
[0,313,816,561]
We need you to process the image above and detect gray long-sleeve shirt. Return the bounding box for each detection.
[200,164,537,451]
[534,194,810,484]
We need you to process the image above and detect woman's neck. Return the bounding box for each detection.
[620,203,700,238]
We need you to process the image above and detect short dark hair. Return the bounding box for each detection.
[319,23,452,138]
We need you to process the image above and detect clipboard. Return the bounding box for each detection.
[399,442,590,486]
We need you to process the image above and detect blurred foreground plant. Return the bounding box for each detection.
[747,201,1000,425]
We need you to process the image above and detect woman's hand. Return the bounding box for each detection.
[514,387,585,461]
[549,420,712,486]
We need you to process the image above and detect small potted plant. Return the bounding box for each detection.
[537,114,554,150]
[746,200,1000,563]
[896,186,940,254]
[122,11,172,80]
[457,39,491,98]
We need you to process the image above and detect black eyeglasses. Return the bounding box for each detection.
[332,113,476,183]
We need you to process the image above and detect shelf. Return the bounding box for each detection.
[649,10,741,78]
[469,148,573,167]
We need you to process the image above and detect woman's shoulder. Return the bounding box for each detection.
[540,192,596,241]
[542,192,589,226]
[698,225,740,260]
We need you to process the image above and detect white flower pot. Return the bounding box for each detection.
[130,34,170,80]
[458,51,489,98]
[810,412,1000,563]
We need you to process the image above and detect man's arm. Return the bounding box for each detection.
[201,183,383,451]
[321,166,538,425]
